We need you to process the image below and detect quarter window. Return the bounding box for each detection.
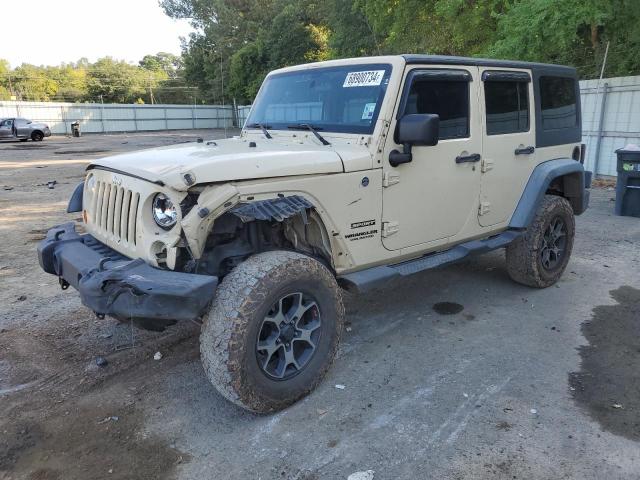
[485,81,529,135]
[539,76,577,130]
[404,78,469,140]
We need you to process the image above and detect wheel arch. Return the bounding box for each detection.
[194,195,336,278]
[509,158,589,230]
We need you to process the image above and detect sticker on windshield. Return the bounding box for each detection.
[362,103,377,120]
[343,70,385,88]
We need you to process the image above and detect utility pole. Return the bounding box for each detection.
[589,40,610,175]
[220,53,227,138]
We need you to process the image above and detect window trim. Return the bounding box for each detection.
[395,68,472,142]
[482,70,531,83]
[484,80,531,136]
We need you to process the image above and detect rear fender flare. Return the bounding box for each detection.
[509,158,586,229]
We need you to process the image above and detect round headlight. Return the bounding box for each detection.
[152,193,178,230]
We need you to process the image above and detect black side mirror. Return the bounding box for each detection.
[389,114,440,167]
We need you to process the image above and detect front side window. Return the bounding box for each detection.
[246,64,392,134]
[485,81,529,135]
[403,77,469,140]
[540,76,577,130]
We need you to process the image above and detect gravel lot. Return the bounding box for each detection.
[1,131,639,480]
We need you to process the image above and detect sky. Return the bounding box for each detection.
[0,0,194,67]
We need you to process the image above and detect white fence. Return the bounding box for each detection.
[580,76,640,177]
[0,101,247,135]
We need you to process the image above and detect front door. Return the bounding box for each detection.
[381,66,482,251]
[478,68,536,227]
[0,119,14,139]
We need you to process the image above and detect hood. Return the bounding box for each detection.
[88,136,369,190]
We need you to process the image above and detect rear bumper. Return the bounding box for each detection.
[37,222,218,322]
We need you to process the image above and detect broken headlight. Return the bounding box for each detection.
[152,193,178,230]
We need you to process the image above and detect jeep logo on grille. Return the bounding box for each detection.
[111,175,123,186]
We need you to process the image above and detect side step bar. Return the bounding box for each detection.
[338,230,522,293]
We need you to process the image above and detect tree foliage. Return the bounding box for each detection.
[0,53,196,103]
[163,0,640,104]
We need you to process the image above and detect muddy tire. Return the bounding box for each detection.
[200,250,344,413]
[506,194,575,288]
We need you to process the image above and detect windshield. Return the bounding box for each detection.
[245,64,392,135]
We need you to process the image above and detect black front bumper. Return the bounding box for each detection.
[37,223,218,322]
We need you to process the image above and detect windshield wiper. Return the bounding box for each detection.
[287,123,331,146]
[246,123,273,139]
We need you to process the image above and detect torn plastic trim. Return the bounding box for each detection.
[230,195,314,223]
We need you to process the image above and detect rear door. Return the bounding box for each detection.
[15,118,30,137]
[478,69,536,227]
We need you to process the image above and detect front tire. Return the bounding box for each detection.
[200,251,344,413]
[31,131,44,141]
[506,195,575,288]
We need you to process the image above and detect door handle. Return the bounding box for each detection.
[515,146,535,155]
[455,153,481,164]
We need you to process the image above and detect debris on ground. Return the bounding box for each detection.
[47,180,57,189]
[154,351,163,361]
[17,295,27,301]
[335,384,346,390]
[348,470,375,480]
[98,416,119,424]
[95,356,109,367]
[530,408,538,415]
[317,408,328,417]
[611,403,623,409]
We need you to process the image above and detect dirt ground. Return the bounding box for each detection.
[1,131,639,480]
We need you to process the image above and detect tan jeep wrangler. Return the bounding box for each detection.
[38,55,591,412]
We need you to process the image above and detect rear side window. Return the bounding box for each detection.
[485,81,529,135]
[539,76,577,130]
[404,79,469,140]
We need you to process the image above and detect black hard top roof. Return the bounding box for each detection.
[402,55,576,76]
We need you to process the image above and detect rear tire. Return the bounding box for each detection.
[506,195,575,288]
[200,251,344,413]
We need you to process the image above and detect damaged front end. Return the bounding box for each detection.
[37,223,218,326]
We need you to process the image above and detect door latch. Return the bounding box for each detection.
[382,221,399,237]
[481,158,494,173]
[478,202,491,216]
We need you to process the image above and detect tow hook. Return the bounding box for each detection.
[59,277,69,290]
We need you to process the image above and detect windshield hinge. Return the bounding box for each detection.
[382,171,400,188]
[382,221,399,237]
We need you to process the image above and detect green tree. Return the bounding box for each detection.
[87,57,148,103]
[488,0,640,78]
